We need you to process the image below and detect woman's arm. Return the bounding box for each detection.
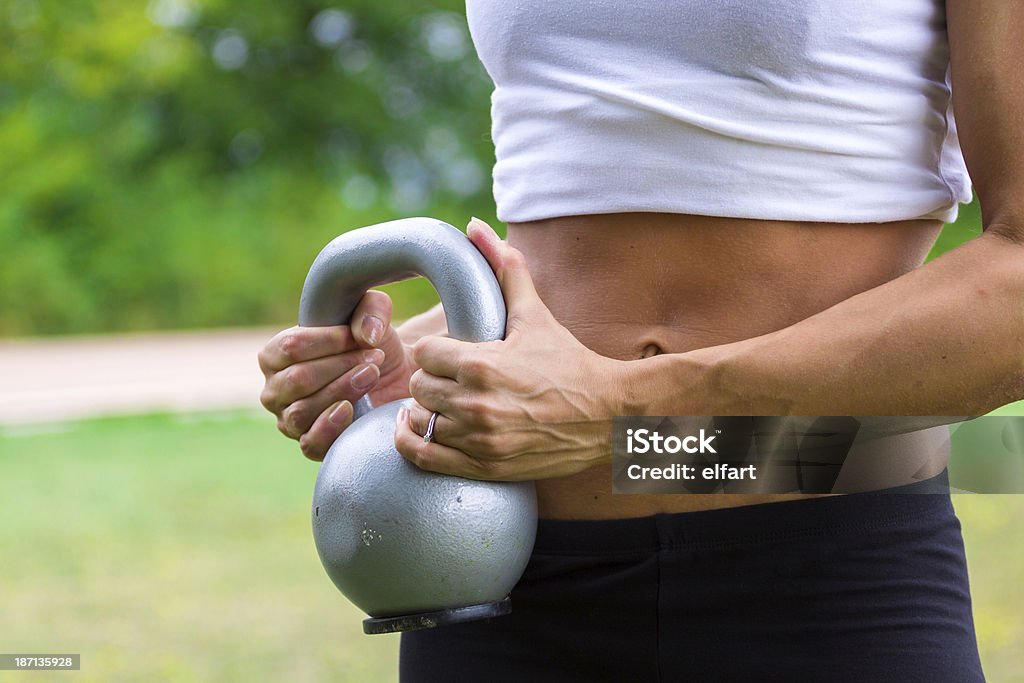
[631,0,1024,420]
[634,230,1023,418]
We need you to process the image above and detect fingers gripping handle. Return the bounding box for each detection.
[298,217,508,419]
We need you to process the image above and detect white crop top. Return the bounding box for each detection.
[465,0,972,224]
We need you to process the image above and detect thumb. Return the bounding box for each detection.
[467,217,545,321]
[349,289,405,373]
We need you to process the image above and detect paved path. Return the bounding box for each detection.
[0,328,280,426]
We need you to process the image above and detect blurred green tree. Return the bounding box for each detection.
[0,0,494,335]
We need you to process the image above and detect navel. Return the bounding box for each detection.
[640,343,663,359]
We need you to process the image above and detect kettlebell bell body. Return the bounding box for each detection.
[299,217,538,634]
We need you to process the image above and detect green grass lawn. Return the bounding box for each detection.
[1,412,1022,682]
[0,413,399,683]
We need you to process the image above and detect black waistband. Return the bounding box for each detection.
[533,470,953,555]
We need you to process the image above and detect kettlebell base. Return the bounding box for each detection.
[362,598,512,635]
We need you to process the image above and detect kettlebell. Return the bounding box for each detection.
[299,217,538,634]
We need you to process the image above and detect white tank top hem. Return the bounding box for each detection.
[466,0,973,225]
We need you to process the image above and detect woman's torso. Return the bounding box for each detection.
[507,213,948,519]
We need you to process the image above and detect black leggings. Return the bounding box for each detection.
[400,472,984,682]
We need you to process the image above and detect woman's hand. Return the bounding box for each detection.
[258,291,415,461]
[393,218,627,481]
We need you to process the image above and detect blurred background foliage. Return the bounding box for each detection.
[0,0,495,336]
[0,0,984,338]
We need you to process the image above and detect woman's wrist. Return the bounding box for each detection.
[615,347,724,418]
[582,350,720,467]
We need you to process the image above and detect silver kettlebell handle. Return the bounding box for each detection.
[298,217,507,419]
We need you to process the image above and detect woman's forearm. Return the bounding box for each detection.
[627,229,1024,420]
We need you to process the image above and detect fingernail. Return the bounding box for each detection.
[362,315,385,346]
[362,348,385,366]
[328,400,352,426]
[351,363,379,391]
[396,406,408,427]
[469,216,500,240]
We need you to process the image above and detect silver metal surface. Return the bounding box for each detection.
[300,217,538,621]
[300,217,506,420]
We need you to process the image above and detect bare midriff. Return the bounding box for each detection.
[506,212,948,520]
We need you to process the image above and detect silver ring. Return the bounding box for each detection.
[423,411,440,444]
